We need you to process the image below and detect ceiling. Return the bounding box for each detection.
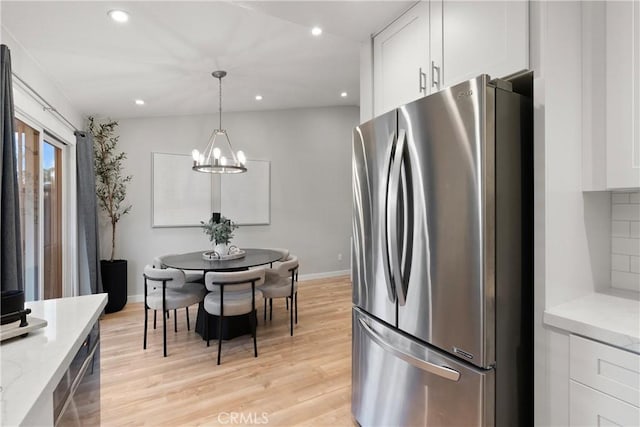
[1,1,413,119]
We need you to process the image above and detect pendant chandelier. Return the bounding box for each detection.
[192,70,247,174]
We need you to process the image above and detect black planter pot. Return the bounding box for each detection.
[101,259,127,313]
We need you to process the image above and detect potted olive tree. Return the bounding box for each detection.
[89,116,132,313]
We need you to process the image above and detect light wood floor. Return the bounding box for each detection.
[100,275,356,426]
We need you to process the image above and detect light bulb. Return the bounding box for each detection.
[108,10,129,23]
[221,156,227,166]
[237,150,246,165]
[199,154,204,165]
[213,147,221,159]
[192,149,199,161]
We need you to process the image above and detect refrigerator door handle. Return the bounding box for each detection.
[388,129,407,305]
[358,316,461,382]
[381,132,397,303]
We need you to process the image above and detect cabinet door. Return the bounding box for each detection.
[570,381,640,426]
[373,1,429,116]
[606,1,640,189]
[440,1,528,88]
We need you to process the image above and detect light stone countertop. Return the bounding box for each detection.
[544,289,640,354]
[0,294,107,426]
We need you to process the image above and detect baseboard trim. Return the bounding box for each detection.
[128,294,144,303]
[298,270,350,282]
[125,270,351,303]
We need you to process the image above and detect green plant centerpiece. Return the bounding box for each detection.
[201,214,239,258]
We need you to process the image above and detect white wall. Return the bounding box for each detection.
[110,106,358,298]
[1,27,83,141]
[531,2,611,425]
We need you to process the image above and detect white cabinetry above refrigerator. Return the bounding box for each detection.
[371,0,529,116]
[583,1,640,190]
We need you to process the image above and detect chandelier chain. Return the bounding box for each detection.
[218,75,222,129]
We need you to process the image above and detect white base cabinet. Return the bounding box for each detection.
[569,335,640,426]
[570,381,640,427]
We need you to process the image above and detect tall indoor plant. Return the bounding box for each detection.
[89,116,132,312]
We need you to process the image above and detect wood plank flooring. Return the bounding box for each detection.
[100,275,356,426]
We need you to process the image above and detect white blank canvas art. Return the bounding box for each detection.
[152,152,212,227]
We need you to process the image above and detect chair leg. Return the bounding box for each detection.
[143,306,148,350]
[269,298,273,320]
[251,281,258,358]
[286,298,289,310]
[263,299,267,322]
[217,314,223,365]
[217,291,224,365]
[290,297,294,336]
[205,311,210,347]
[163,284,168,357]
[295,292,298,324]
[153,310,157,329]
[186,307,190,331]
[174,309,178,333]
[252,311,258,358]
[163,310,167,357]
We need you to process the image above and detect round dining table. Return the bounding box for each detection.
[161,248,283,272]
[161,248,284,341]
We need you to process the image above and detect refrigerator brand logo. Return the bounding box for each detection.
[456,90,474,100]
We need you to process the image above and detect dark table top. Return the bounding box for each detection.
[161,248,282,272]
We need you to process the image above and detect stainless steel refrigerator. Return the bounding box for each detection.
[351,72,533,426]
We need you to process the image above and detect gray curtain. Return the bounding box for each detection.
[76,131,103,295]
[1,44,24,292]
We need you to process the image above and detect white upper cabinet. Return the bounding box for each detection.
[373,1,430,116]
[606,1,640,189]
[371,1,528,117]
[583,1,640,190]
[439,1,528,88]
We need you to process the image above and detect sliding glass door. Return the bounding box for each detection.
[15,119,40,301]
[15,119,66,300]
[43,141,63,299]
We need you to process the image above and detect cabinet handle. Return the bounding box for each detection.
[419,67,427,94]
[431,61,441,90]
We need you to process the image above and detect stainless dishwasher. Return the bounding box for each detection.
[53,320,101,426]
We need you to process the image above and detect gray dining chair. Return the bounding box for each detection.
[143,265,207,357]
[203,269,265,365]
[264,248,289,267]
[261,255,299,336]
[153,254,204,283]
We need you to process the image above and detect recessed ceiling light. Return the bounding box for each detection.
[108,10,129,23]
[340,92,348,98]
[255,95,263,101]
[311,26,323,36]
[135,99,145,105]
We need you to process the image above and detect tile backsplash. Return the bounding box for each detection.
[611,191,640,292]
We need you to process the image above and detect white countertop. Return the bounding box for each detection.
[0,294,107,426]
[544,290,640,354]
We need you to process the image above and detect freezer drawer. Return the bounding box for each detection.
[352,307,494,427]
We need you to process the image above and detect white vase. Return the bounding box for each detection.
[214,243,229,257]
